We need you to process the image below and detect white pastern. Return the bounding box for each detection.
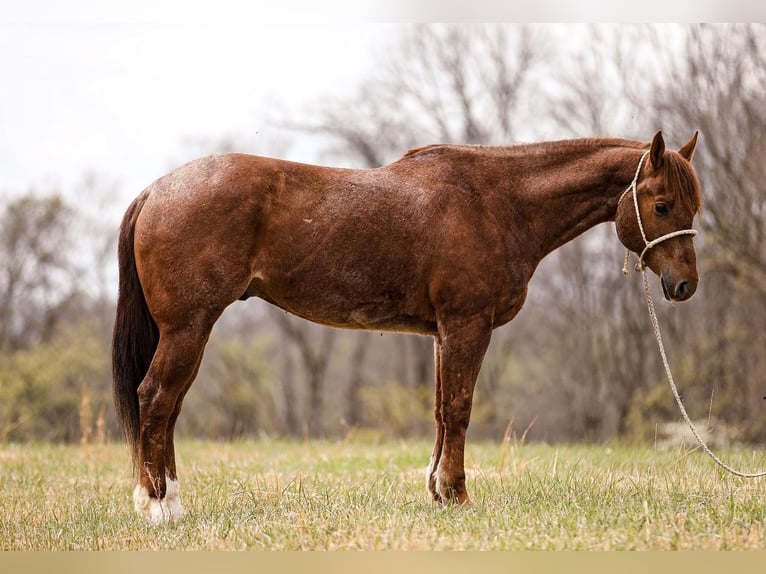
[434,469,446,500]
[133,477,186,524]
[426,455,436,492]
[433,463,454,502]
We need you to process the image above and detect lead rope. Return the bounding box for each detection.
[639,267,766,478]
[621,151,766,478]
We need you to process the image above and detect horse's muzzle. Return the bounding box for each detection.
[661,268,697,302]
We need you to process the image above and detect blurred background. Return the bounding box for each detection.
[2,23,765,446]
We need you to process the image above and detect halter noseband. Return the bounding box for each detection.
[619,150,698,274]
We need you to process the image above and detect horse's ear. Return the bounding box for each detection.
[678,131,699,163]
[650,130,665,169]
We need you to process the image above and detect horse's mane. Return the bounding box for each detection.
[400,138,646,160]
[400,138,701,214]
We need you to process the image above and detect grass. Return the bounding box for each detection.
[1,437,765,550]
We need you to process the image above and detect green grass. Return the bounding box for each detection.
[1,438,765,550]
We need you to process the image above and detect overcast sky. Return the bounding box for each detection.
[0,20,397,208]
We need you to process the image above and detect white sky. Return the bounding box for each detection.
[0,21,397,207]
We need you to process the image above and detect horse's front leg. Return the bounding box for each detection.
[428,315,492,506]
[426,338,444,502]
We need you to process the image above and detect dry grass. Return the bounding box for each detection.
[1,438,765,550]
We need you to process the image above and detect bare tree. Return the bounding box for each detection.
[644,24,766,440]
[649,24,766,292]
[0,194,82,352]
[542,24,766,441]
[269,308,338,437]
[289,24,547,165]
[545,25,633,137]
[514,25,657,440]
[281,24,548,437]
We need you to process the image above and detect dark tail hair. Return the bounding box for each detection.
[111,190,158,470]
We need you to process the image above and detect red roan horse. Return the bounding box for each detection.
[113,131,701,523]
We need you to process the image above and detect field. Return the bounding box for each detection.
[1,437,765,550]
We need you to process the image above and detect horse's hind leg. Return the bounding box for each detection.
[133,325,210,524]
[164,352,204,480]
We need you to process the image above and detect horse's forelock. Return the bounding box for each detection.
[665,152,702,216]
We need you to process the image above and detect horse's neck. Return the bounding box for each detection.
[497,141,646,259]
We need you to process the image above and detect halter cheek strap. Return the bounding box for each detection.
[619,150,698,275]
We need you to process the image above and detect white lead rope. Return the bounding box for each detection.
[622,149,766,478]
[639,267,766,478]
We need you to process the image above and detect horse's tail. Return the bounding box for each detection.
[111,190,158,470]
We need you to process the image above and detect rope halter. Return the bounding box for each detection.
[619,150,698,275]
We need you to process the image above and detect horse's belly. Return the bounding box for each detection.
[244,270,437,335]
[269,295,437,335]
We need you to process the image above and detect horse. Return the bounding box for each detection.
[112,130,701,523]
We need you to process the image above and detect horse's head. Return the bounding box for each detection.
[616,131,702,302]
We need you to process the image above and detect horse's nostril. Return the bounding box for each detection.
[675,280,689,301]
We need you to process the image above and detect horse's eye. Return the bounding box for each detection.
[654,203,669,216]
